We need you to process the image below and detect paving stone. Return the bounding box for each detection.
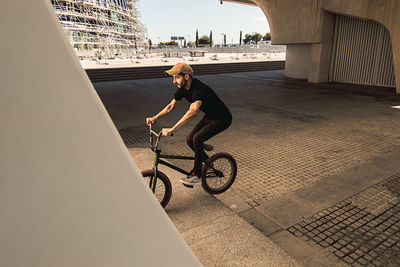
[357,257,369,265]
[343,255,354,264]
[341,247,351,254]
[333,242,342,249]
[350,252,360,260]
[334,250,345,258]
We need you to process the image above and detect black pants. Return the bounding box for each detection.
[186,116,231,177]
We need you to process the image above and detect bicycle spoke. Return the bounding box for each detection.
[204,156,234,191]
[144,177,166,202]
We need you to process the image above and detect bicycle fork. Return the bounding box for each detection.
[150,150,161,193]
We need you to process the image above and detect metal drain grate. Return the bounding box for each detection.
[288,174,400,266]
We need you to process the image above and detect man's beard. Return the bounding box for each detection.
[176,80,185,88]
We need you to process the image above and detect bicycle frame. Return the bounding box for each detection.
[144,124,237,202]
[148,124,194,192]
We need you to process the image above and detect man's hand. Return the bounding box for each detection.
[162,128,174,136]
[146,117,157,125]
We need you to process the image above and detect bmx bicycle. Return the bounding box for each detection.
[141,124,237,208]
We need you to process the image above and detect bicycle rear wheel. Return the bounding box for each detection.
[201,153,237,194]
[141,170,172,208]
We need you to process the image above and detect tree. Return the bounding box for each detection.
[210,30,213,47]
[187,41,196,47]
[195,29,199,47]
[184,39,187,47]
[263,32,271,41]
[199,35,210,46]
[239,31,242,46]
[224,34,226,46]
[148,39,152,50]
[243,34,252,45]
[243,32,263,45]
[253,33,262,44]
[159,41,178,47]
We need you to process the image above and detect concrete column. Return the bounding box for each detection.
[389,29,400,93]
[308,12,335,83]
[285,44,311,80]
[308,42,333,83]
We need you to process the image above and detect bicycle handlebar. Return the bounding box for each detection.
[150,127,161,138]
[148,123,160,151]
[148,123,172,151]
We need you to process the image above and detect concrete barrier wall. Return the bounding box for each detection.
[0,1,200,266]
[85,61,286,82]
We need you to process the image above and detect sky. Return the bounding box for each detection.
[137,0,270,45]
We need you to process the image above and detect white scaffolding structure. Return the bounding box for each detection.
[51,0,148,59]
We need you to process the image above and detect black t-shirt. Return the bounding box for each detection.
[174,78,232,120]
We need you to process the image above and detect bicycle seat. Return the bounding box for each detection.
[204,143,214,151]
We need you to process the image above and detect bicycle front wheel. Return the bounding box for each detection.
[141,170,172,208]
[201,153,237,194]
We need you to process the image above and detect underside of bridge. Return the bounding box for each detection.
[223,0,400,93]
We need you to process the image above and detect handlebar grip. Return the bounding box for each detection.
[162,131,173,137]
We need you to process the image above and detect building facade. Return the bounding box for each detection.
[51,0,148,59]
[224,0,400,93]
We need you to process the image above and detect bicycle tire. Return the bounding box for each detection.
[201,153,237,194]
[141,170,172,208]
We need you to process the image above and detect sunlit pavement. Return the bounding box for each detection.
[94,69,400,266]
[81,52,286,69]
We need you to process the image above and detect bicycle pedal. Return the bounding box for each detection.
[183,183,194,188]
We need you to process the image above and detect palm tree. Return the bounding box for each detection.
[196,29,199,47]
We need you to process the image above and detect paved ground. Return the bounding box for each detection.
[128,147,298,266]
[93,70,400,266]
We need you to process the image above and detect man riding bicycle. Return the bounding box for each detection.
[146,62,232,186]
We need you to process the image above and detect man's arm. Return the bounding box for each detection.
[146,99,178,125]
[162,100,202,136]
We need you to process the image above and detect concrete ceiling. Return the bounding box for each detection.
[221,0,258,7]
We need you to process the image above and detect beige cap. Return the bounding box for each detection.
[165,62,193,76]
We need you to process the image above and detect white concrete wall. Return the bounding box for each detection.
[0,1,200,266]
[284,44,311,80]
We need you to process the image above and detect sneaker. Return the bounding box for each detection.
[179,172,201,186]
[204,143,214,152]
